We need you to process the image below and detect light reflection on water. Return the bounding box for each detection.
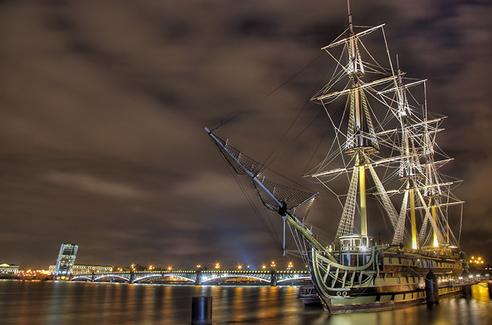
[0,281,491,324]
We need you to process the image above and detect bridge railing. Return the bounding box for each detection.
[70,269,311,286]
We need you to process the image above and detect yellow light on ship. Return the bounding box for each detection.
[433,237,439,248]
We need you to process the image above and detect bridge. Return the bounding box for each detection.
[70,269,311,286]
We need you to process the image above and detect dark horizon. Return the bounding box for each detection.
[1,0,491,269]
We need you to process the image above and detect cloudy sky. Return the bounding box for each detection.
[0,0,490,268]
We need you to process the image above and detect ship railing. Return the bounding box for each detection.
[312,247,379,292]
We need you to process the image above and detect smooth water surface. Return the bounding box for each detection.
[0,281,491,324]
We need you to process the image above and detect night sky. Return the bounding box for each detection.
[0,0,491,268]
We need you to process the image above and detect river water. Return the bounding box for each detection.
[0,281,491,324]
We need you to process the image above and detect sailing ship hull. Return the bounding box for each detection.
[309,246,467,313]
[317,283,463,313]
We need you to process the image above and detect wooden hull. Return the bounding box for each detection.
[321,285,463,313]
[309,245,468,313]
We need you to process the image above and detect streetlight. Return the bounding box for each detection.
[167,266,173,272]
[469,256,486,266]
[270,261,276,268]
[237,264,243,270]
[196,264,202,269]
[214,262,221,270]
[261,264,267,270]
[287,261,294,269]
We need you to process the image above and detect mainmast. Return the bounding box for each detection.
[395,57,420,250]
[382,58,464,250]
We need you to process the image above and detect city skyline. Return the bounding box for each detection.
[1,0,491,268]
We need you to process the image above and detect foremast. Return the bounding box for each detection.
[309,0,397,244]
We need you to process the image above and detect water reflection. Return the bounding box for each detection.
[0,281,490,324]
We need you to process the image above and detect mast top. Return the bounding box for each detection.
[347,0,354,35]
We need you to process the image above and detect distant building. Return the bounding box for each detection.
[0,263,20,276]
[49,264,113,275]
[54,243,78,278]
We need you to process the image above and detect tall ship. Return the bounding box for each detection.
[205,1,470,313]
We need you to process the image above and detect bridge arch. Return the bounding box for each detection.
[94,274,130,283]
[201,274,271,284]
[71,275,92,282]
[133,274,195,284]
[276,276,311,284]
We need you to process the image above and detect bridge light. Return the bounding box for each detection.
[214,262,221,270]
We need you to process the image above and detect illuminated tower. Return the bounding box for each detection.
[54,243,78,279]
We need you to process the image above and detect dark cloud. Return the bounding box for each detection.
[0,0,490,268]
